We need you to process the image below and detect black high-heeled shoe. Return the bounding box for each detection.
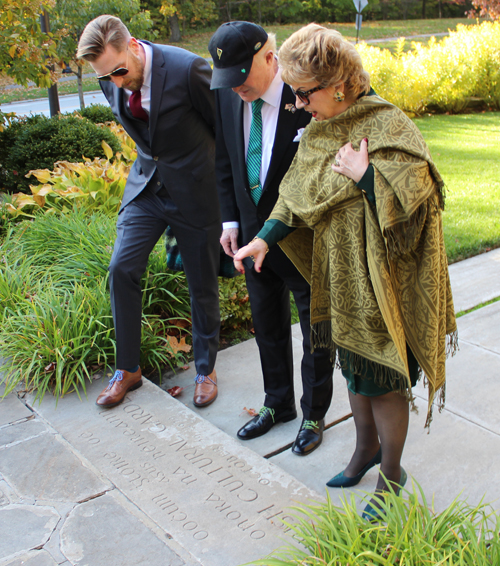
[326,448,382,488]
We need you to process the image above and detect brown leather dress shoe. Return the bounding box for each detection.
[193,370,217,407]
[96,368,143,408]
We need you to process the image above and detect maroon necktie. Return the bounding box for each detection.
[129,90,148,122]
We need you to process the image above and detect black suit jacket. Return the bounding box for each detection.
[101,42,219,228]
[215,83,311,245]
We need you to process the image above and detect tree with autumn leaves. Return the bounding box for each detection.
[0,0,59,88]
[470,0,500,19]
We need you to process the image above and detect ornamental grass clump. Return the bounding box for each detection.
[0,209,192,401]
[249,480,500,565]
[358,20,500,114]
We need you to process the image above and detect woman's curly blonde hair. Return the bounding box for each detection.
[279,23,370,99]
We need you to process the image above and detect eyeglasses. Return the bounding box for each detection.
[291,85,325,105]
[97,47,129,81]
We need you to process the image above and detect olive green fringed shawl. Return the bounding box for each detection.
[271,95,457,426]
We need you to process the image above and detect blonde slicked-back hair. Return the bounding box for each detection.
[279,23,370,99]
[77,15,131,62]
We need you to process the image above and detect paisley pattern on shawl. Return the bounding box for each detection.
[270,94,457,425]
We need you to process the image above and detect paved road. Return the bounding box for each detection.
[0,90,108,117]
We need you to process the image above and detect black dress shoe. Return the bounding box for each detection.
[291,418,324,456]
[237,406,297,440]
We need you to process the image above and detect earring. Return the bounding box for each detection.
[334,91,345,102]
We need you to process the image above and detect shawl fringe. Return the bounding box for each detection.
[446,330,459,358]
[384,200,428,259]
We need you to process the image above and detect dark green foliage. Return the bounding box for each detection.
[0,114,121,194]
[219,275,253,330]
[75,104,116,124]
[0,209,192,399]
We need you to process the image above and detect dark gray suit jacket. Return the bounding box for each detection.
[214,83,311,245]
[101,42,219,228]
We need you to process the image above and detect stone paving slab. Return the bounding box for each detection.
[0,418,48,449]
[1,432,111,503]
[27,378,323,566]
[455,300,500,355]
[60,492,187,566]
[161,328,350,457]
[0,550,60,566]
[0,505,60,563]
[448,248,500,313]
[270,417,366,506]
[0,394,33,428]
[403,396,500,514]
[413,303,500,433]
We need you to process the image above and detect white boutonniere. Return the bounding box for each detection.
[293,128,305,142]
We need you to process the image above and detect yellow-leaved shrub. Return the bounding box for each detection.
[3,122,136,218]
[358,21,500,114]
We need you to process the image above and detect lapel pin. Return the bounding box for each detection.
[285,103,296,113]
[217,48,223,59]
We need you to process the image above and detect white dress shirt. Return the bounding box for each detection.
[223,68,284,230]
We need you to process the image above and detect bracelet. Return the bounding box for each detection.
[251,236,269,255]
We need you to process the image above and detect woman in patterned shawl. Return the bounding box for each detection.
[234,23,457,521]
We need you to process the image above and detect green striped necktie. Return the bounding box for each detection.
[247,98,264,205]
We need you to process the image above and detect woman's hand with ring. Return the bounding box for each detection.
[233,238,269,274]
[332,138,369,183]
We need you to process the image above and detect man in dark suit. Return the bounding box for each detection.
[77,15,220,409]
[209,22,334,455]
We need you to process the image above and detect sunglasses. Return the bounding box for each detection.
[291,85,325,105]
[97,47,129,81]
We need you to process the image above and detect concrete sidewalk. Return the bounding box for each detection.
[1,248,499,566]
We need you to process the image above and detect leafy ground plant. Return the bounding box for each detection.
[248,480,500,565]
[0,209,192,400]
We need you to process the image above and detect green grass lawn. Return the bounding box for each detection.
[414,112,500,263]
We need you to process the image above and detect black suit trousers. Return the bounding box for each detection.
[109,184,220,374]
[244,245,333,421]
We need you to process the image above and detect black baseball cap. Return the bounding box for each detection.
[209,21,268,89]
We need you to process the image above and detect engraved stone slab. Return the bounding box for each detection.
[449,247,500,313]
[29,379,322,566]
[1,434,111,502]
[0,394,33,427]
[162,324,350,457]
[0,505,59,561]
[60,494,186,566]
[0,550,59,566]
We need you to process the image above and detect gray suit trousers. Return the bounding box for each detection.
[109,184,220,374]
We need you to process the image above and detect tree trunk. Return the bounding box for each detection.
[257,0,262,23]
[77,64,85,110]
[422,0,426,18]
[169,14,182,42]
[438,0,442,18]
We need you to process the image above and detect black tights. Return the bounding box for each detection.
[344,389,409,492]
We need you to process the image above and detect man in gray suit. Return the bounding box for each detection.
[77,15,221,409]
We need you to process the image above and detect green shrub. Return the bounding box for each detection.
[0,114,121,193]
[75,103,116,124]
[249,481,500,565]
[0,209,192,399]
[219,275,253,331]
